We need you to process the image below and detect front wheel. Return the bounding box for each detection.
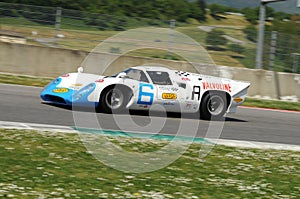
[99,87,125,113]
[200,92,227,120]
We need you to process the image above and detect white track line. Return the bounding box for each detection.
[240,106,300,114]
[208,138,300,151]
[0,121,76,133]
[1,121,300,151]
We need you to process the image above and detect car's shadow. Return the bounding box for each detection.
[224,117,247,122]
[43,102,73,110]
[43,102,248,122]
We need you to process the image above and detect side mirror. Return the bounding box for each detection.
[117,72,127,78]
[77,67,84,73]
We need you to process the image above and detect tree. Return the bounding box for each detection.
[189,2,206,21]
[242,7,259,24]
[267,6,275,18]
[208,4,226,19]
[271,20,299,35]
[205,29,227,47]
[273,12,292,21]
[160,0,190,22]
[242,6,276,25]
[196,0,206,20]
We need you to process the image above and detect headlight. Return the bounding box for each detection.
[53,78,61,85]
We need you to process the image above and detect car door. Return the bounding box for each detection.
[146,70,185,112]
[121,69,156,110]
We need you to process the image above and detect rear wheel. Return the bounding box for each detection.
[200,92,227,120]
[99,87,125,113]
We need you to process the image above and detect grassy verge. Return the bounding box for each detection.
[0,129,299,198]
[0,73,52,87]
[243,98,300,111]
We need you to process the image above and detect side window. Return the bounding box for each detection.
[126,69,141,81]
[140,71,150,83]
[147,71,172,85]
[126,69,149,83]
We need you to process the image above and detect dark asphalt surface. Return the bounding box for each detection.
[1,84,299,145]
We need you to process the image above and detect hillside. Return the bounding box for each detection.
[206,0,300,14]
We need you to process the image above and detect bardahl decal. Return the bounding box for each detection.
[162,93,177,99]
[52,88,69,93]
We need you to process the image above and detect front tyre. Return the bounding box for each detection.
[200,92,227,120]
[100,87,125,113]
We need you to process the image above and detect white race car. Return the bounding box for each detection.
[41,66,250,120]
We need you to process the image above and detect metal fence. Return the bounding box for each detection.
[0,2,171,48]
[0,2,299,73]
[264,31,300,73]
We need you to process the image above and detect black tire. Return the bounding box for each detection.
[200,92,227,120]
[99,86,126,113]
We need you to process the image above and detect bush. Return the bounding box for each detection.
[18,6,55,25]
[0,9,19,17]
[228,44,245,54]
[84,14,127,31]
[243,25,257,42]
[205,29,227,46]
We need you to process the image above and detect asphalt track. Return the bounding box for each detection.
[1,84,299,145]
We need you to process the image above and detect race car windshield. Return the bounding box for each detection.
[110,69,131,78]
[147,71,172,85]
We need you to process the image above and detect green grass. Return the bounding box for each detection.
[60,18,100,31]
[176,26,207,44]
[243,98,300,111]
[0,73,52,87]
[235,48,256,69]
[209,50,245,67]
[0,17,50,27]
[217,28,252,46]
[202,14,250,27]
[0,129,299,198]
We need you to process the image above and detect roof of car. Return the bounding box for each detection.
[132,66,172,72]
